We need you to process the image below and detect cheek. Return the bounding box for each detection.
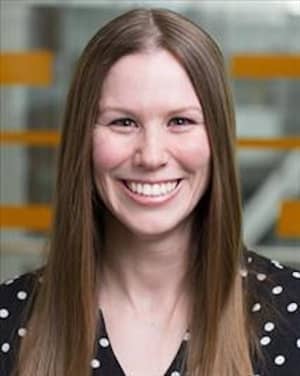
[92,129,129,172]
[175,132,211,171]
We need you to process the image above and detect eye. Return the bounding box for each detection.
[110,118,137,127]
[169,117,194,127]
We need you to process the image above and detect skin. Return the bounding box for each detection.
[92,49,211,375]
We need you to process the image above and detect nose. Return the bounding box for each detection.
[133,127,168,170]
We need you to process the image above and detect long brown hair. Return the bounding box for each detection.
[16,8,255,375]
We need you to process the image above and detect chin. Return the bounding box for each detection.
[123,217,187,240]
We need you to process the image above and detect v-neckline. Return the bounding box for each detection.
[98,309,188,376]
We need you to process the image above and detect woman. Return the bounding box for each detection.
[1,8,299,376]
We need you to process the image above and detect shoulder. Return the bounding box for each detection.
[244,249,300,323]
[0,271,40,323]
[245,249,300,303]
[0,271,42,374]
[244,250,300,375]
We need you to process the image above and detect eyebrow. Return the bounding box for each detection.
[98,105,203,116]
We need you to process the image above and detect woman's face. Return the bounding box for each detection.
[93,49,211,239]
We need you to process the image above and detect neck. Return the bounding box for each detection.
[99,214,193,319]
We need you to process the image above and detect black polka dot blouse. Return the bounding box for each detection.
[1,250,300,375]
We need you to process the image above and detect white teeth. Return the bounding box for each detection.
[152,184,161,195]
[126,180,179,196]
[144,184,151,195]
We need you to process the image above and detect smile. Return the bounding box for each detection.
[123,179,181,197]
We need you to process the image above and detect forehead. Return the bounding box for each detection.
[99,49,201,111]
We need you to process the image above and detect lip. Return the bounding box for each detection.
[122,179,179,184]
[119,179,182,207]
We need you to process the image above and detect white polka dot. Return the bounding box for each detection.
[171,372,181,376]
[252,303,261,312]
[183,331,190,341]
[0,309,9,319]
[274,355,285,365]
[264,322,275,332]
[287,302,298,312]
[4,275,19,284]
[240,269,248,278]
[18,328,27,337]
[256,273,267,281]
[296,338,300,348]
[292,271,300,279]
[99,337,109,347]
[1,343,10,353]
[271,260,284,269]
[260,336,271,346]
[247,256,253,264]
[90,358,101,368]
[17,291,27,300]
[272,286,283,295]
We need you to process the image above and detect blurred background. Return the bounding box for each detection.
[0,0,299,282]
